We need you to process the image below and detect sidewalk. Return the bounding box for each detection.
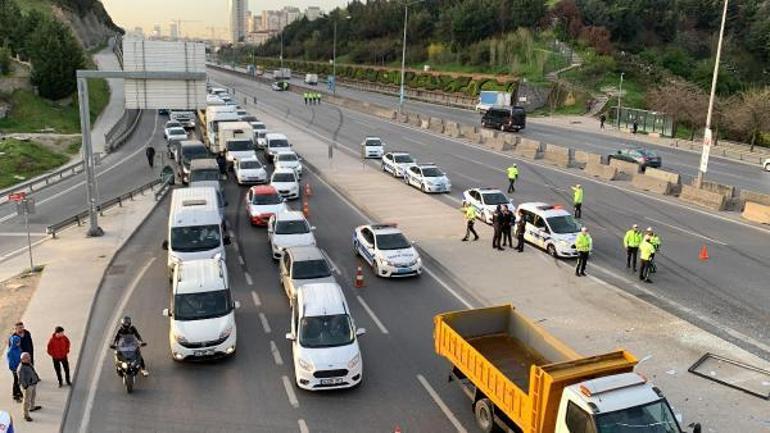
[90,47,125,154]
[253,105,770,433]
[0,190,160,431]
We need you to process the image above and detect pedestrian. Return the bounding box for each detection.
[571,184,584,219]
[632,120,639,134]
[13,322,33,365]
[145,146,156,168]
[506,163,519,193]
[599,114,606,129]
[6,334,22,402]
[216,153,227,174]
[623,224,642,272]
[648,229,661,273]
[500,206,513,248]
[316,92,321,104]
[575,227,592,277]
[46,326,71,388]
[492,205,504,251]
[17,352,41,422]
[514,211,526,252]
[303,91,308,105]
[461,203,479,242]
[639,234,656,283]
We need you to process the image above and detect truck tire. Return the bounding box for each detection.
[474,399,497,433]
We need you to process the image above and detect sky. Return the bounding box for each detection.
[101,0,343,40]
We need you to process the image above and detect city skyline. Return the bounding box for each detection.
[102,0,342,40]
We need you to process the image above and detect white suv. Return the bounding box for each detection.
[268,210,317,259]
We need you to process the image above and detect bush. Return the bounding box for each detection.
[0,45,10,75]
[28,17,85,99]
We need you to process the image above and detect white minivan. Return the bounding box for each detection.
[286,283,365,390]
[164,257,240,361]
[163,188,230,274]
[265,133,291,161]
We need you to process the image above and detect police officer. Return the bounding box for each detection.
[316,92,321,104]
[303,91,308,105]
[461,203,479,242]
[492,205,504,251]
[639,234,656,283]
[514,211,526,252]
[575,227,592,276]
[572,184,584,218]
[500,206,513,248]
[623,224,642,272]
[648,228,661,273]
[506,163,519,193]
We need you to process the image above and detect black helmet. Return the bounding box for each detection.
[121,316,132,329]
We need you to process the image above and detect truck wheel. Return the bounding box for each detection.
[474,399,496,433]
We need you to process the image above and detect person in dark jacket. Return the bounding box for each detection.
[492,205,504,251]
[112,316,149,376]
[145,146,156,168]
[13,322,33,365]
[6,334,22,402]
[46,326,71,387]
[500,207,513,248]
[17,352,41,421]
[216,153,227,174]
[514,211,526,252]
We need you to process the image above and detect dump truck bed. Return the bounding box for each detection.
[468,334,549,390]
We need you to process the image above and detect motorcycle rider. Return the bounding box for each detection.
[112,316,149,377]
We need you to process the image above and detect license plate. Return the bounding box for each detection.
[320,378,344,385]
[397,267,412,273]
[193,350,214,356]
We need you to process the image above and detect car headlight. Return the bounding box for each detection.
[173,332,188,344]
[298,358,314,372]
[381,257,395,266]
[219,326,233,339]
[347,353,361,369]
[121,362,128,369]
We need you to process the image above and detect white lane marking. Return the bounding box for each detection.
[251,289,261,306]
[416,374,468,433]
[0,232,47,237]
[259,312,272,333]
[270,340,284,366]
[355,295,389,334]
[1,112,159,224]
[450,171,483,184]
[0,236,50,263]
[298,419,310,433]
[320,248,340,275]
[644,217,728,246]
[282,375,300,408]
[244,272,253,285]
[401,135,427,146]
[238,254,245,265]
[79,256,156,433]
[422,267,473,309]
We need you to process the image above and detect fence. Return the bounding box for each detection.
[611,107,674,137]
[104,108,141,151]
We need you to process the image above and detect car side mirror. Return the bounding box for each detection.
[234,301,241,309]
[356,328,367,337]
[285,332,295,341]
[162,308,171,317]
[223,236,232,245]
[162,240,169,250]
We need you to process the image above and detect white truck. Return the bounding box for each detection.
[274,68,292,80]
[475,91,512,113]
[304,73,318,85]
[219,121,256,167]
[204,105,239,154]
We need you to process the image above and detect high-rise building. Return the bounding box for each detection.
[169,21,179,40]
[229,0,247,43]
[281,6,302,28]
[305,7,322,21]
[151,24,161,39]
[250,15,261,33]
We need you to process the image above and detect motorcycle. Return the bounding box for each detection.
[110,335,146,393]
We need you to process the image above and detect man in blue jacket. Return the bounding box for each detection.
[6,334,22,402]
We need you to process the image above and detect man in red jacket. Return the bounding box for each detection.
[46,326,71,387]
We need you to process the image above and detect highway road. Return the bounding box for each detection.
[273,72,770,195]
[210,67,770,360]
[0,110,165,261]
[62,159,481,433]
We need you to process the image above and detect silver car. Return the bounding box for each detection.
[279,246,336,303]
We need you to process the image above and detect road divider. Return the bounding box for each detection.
[742,201,770,224]
[583,161,618,181]
[679,184,727,211]
[608,158,641,179]
[631,173,674,195]
[543,143,573,168]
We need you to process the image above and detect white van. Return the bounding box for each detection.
[164,257,240,360]
[205,105,239,154]
[265,133,291,161]
[304,73,318,85]
[219,121,256,166]
[286,283,365,390]
[163,187,230,273]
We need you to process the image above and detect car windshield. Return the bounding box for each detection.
[240,160,262,169]
[227,139,253,152]
[182,146,209,161]
[292,259,332,279]
[595,400,680,433]
[251,123,265,130]
[637,149,658,158]
[376,233,411,250]
[546,215,581,234]
[269,139,289,148]
[272,172,295,182]
[394,155,414,163]
[169,128,186,135]
[166,122,181,128]
[241,116,258,122]
[299,314,354,348]
[251,192,282,205]
[421,167,444,177]
[173,290,231,321]
[275,219,310,235]
[365,139,382,147]
[482,192,509,205]
[170,225,221,252]
[190,169,220,182]
[278,154,298,162]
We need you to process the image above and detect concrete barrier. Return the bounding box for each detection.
[679,184,726,210]
[644,167,680,185]
[459,125,481,143]
[419,117,430,129]
[373,108,396,120]
[486,136,514,152]
[609,158,641,178]
[429,117,444,133]
[583,162,618,181]
[479,129,498,140]
[408,114,421,128]
[739,190,770,207]
[518,138,542,152]
[742,201,770,224]
[573,150,602,168]
[543,144,572,168]
[515,147,540,160]
[397,112,409,123]
[443,120,461,138]
[631,174,673,195]
[699,180,735,199]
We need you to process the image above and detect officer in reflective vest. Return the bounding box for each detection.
[572,184,584,218]
[303,92,308,105]
[575,227,592,276]
[639,235,656,283]
[506,163,519,193]
[461,204,479,242]
[623,224,643,272]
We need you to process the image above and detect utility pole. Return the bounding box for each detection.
[398,3,409,110]
[280,31,284,70]
[696,0,729,187]
[76,77,104,237]
[333,20,337,96]
[617,72,624,129]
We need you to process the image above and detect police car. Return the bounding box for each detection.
[381,151,416,177]
[515,202,582,258]
[461,188,515,224]
[360,136,385,159]
[352,224,422,278]
[404,163,451,193]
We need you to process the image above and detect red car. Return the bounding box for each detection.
[245,185,287,226]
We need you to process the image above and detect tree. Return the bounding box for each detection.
[646,81,710,140]
[510,0,546,29]
[28,17,85,100]
[0,45,10,75]
[725,87,770,151]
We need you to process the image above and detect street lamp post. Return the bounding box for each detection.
[398,0,422,110]
[617,72,624,129]
[696,0,729,187]
[333,20,337,96]
[280,31,284,69]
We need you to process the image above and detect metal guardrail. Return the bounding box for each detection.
[0,160,86,204]
[46,178,161,238]
[105,108,141,151]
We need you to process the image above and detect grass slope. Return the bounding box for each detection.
[0,138,69,188]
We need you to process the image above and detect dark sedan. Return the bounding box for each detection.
[608,148,662,170]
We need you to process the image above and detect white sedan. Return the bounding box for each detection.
[462,188,515,224]
[234,157,267,185]
[404,163,451,193]
[353,223,422,278]
[381,151,416,177]
[164,126,188,142]
[361,137,384,159]
[764,158,770,171]
[274,150,303,177]
[270,168,300,200]
[267,210,316,259]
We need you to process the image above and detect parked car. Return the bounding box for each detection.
[480,106,526,132]
[763,158,770,171]
[608,148,662,170]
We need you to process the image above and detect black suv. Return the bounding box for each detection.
[481,106,526,132]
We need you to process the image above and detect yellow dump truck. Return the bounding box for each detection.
[434,305,700,433]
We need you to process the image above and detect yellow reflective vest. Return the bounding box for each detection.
[572,186,584,204]
[640,240,656,261]
[575,232,592,252]
[623,229,642,248]
[464,206,477,221]
[507,166,519,179]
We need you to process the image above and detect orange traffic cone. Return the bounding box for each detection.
[355,264,365,288]
[699,244,709,261]
[302,200,310,218]
[304,182,313,197]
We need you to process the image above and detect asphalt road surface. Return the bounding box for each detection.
[210,67,770,360]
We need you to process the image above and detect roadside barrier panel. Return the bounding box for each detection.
[419,117,430,129]
[408,114,421,128]
[645,167,680,185]
[543,144,573,168]
[609,158,641,179]
[742,201,770,224]
[679,184,726,211]
[460,125,481,143]
[443,120,461,138]
[573,150,602,168]
[398,112,409,123]
[486,136,514,152]
[375,108,396,120]
[699,180,735,199]
[479,129,498,140]
[429,117,444,133]
[631,174,673,195]
[514,147,541,160]
[517,138,542,152]
[583,162,617,181]
[739,190,770,207]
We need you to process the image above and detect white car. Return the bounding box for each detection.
[236,109,249,119]
[265,133,291,160]
[163,257,240,361]
[462,188,515,224]
[515,202,582,258]
[164,126,188,142]
[764,158,770,171]
[279,246,337,302]
[286,282,364,391]
[361,137,384,159]
[164,120,182,130]
[267,210,316,259]
[381,151,416,177]
[245,185,287,226]
[404,163,452,193]
[274,150,303,177]
[224,138,257,166]
[233,156,267,185]
[353,223,422,278]
[270,168,300,200]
